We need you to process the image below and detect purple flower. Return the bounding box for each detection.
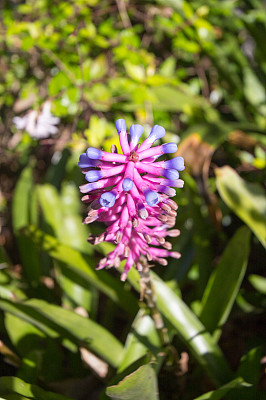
[79,120,184,281]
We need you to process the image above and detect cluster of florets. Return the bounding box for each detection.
[79,119,184,281]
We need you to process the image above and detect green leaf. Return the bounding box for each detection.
[12,165,34,233]
[22,226,138,316]
[37,184,62,236]
[106,364,159,400]
[0,376,72,400]
[124,61,145,82]
[193,377,251,400]
[216,166,266,247]
[199,226,250,339]
[229,347,262,400]
[124,267,233,386]
[151,274,233,386]
[243,67,266,107]
[118,309,161,373]
[5,313,45,357]
[37,183,96,312]
[12,165,41,285]
[249,274,266,294]
[0,298,124,368]
[151,85,208,111]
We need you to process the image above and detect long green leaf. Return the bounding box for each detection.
[0,298,123,368]
[0,376,72,400]
[199,226,250,339]
[37,183,96,313]
[125,268,233,386]
[106,364,159,400]
[193,377,251,400]
[12,166,41,285]
[152,274,233,386]
[22,226,138,316]
[216,166,266,247]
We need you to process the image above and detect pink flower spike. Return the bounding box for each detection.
[79,119,184,280]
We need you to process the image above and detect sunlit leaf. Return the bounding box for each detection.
[0,376,72,400]
[216,166,266,247]
[0,298,124,367]
[125,269,233,386]
[193,377,251,400]
[106,364,159,400]
[152,274,233,386]
[249,274,266,294]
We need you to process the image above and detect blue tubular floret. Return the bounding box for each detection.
[86,147,102,160]
[116,119,127,133]
[148,125,165,143]
[85,170,103,183]
[162,169,179,181]
[99,191,116,208]
[144,189,161,207]
[130,124,144,147]
[78,153,100,168]
[164,156,185,171]
[122,177,133,191]
[162,143,177,154]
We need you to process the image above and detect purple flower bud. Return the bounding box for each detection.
[85,170,103,182]
[86,147,102,160]
[158,186,176,197]
[130,124,144,147]
[78,153,100,168]
[148,125,165,143]
[99,191,116,208]
[137,201,148,220]
[116,119,127,133]
[162,143,177,154]
[162,169,179,180]
[144,189,160,207]
[164,156,185,171]
[122,177,133,191]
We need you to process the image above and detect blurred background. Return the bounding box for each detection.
[0,1,265,399]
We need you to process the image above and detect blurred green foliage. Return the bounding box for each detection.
[0,0,265,399]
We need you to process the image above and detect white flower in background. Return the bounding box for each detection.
[13,102,60,139]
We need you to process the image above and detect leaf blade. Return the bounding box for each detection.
[199,226,250,338]
[216,166,266,247]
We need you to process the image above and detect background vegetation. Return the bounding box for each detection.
[0,0,265,399]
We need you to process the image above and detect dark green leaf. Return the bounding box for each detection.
[199,226,250,339]
[193,377,251,400]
